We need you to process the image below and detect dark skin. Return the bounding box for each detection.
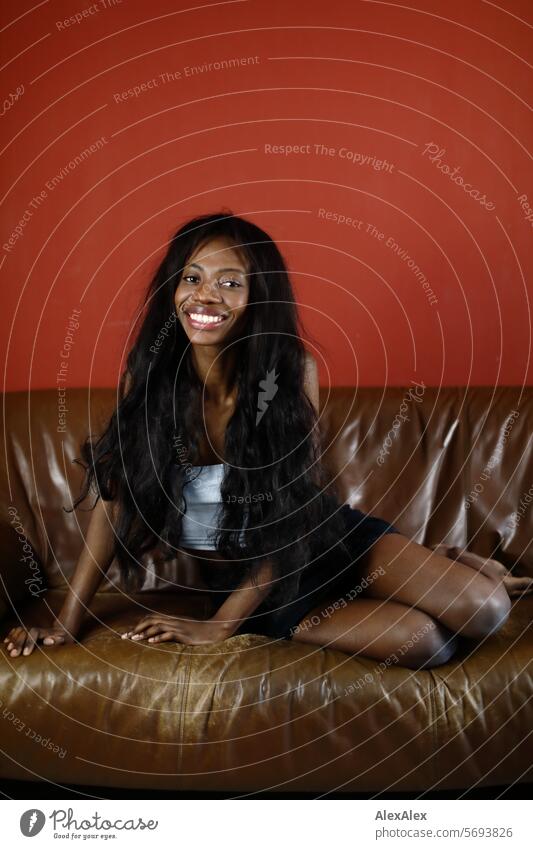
[119,239,533,660]
[4,236,259,655]
[120,235,318,646]
[123,234,275,644]
[4,498,120,656]
[4,237,533,661]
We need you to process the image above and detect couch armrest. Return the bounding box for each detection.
[0,523,46,625]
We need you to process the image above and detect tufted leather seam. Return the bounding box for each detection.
[459,386,470,549]
[428,670,440,788]
[175,648,192,782]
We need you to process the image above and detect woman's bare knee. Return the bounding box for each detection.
[405,626,459,669]
[452,585,511,639]
[358,534,513,641]
[390,615,458,669]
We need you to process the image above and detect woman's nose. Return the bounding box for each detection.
[194,279,222,301]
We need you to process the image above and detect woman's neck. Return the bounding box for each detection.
[190,346,238,406]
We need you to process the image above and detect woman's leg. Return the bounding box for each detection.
[289,533,513,666]
[354,533,512,639]
[290,595,458,669]
[430,544,533,598]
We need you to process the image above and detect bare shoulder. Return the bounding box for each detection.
[303,350,318,379]
[120,369,133,400]
[303,350,319,415]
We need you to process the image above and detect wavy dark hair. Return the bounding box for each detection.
[68,210,351,611]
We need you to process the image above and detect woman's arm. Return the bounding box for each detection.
[208,558,276,634]
[206,353,317,635]
[123,558,277,645]
[54,374,131,637]
[53,497,118,636]
[209,353,317,633]
[4,496,118,656]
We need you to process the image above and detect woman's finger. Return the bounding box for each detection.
[504,576,533,596]
[121,627,145,639]
[122,613,176,638]
[129,617,158,635]
[6,626,22,652]
[43,634,65,646]
[130,624,163,641]
[8,628,26,656]
[504,576,533,585]
[147,631,175,643]
[19,630,33,657]
[135,619,170,637]
[142,624,167,638]
[129,629,150,641]
[22,628,39,656]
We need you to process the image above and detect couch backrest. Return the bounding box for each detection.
[2,386,532,593]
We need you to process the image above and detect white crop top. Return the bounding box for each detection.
[180,463,247,550]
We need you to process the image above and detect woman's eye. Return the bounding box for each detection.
[181,275,241,287]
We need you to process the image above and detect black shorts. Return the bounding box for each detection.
[234,504,401,641]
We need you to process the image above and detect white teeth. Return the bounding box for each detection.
[189,313,225,324]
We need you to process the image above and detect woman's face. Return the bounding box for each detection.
[174,236,250,344]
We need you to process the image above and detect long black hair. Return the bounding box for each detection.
[69,210,351,611]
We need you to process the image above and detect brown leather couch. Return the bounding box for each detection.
[1,386,532,793]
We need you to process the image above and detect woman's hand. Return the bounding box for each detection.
[3,624,76,658]
[430,544,533,598]
[121,613,233,646]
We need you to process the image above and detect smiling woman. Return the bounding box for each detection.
[175,240,250,340]
[4,211,529,665]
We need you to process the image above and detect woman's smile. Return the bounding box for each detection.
[175,236,249,343]
[183,305,231,331]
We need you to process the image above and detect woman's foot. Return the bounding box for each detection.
[431,545,533,599]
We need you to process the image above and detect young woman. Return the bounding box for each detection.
[4,212,532,668]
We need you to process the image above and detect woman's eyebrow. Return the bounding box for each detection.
[187,262,247,274]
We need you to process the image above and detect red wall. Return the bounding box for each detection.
[2,0,532,390]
